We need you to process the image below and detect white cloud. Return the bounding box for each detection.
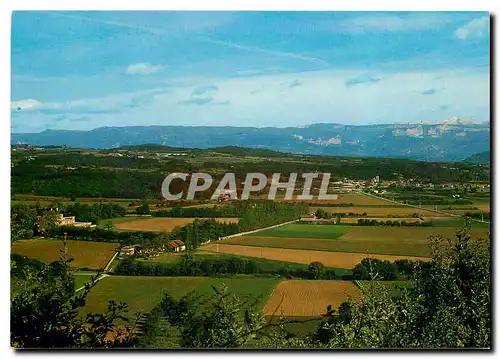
[11,99,43,111]
[12,67,489,133]
[337,13,453,33]
[125,63,164,75]
[11,88,167,116]
[455,16,489,40]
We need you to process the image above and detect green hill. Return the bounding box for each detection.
[463,151,490,165]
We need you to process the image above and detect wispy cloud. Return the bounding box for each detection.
[179,84,229,106]
[422,88,439,95]
[288,79,303,88]
[11,99,43,111]
[345,75,384,87]
[192,84,218,96]
[125,63,163,75]
[51,12,170,35]
[11,67,489,132]
[179,97,213,106]
[179,97,229,106]
[197,37,329,66]
[337,13,453,34]
[455,16,489,40]
[51,13,328,66]
[11,88,166,115]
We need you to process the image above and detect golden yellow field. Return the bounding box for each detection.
[310,206,443,217]
[475,204,491,212]
[114,217,239,232]
[263,280,360,316]
[11,239,119,269]
[200,243,430,268]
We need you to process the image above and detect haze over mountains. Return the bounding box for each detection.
[12,118,489,162]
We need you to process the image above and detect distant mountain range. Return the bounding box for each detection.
[11,118,490,162]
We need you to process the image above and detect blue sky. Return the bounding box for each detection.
[11,11,490,133]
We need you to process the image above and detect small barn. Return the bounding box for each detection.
[168,240,186,252]
[299,214,317,222]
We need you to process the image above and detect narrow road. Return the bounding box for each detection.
[75,273,109,293]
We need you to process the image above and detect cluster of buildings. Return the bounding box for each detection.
[57,214,96,228]
[119,240,186,257]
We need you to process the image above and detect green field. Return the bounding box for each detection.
[251,224,349,239]
[428,218,490,228]
[97,216,154,228]
[221,225,489,257]
[191,277,280,311]
[11,239,119,270]
[82,276,206,320]
[82,275,280,322]
[74,272,97,290]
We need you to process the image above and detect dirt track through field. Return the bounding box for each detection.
[200,243,430,269]
[263,280,360,316]
[115,217,239,232]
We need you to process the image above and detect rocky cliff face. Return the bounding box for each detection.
[12,118,490,162]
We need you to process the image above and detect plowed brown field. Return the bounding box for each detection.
[263,280,360,316]
[199,243,430,268]
[115,217,239,232]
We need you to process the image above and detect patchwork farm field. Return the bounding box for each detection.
[263,280,360,317]
[220,235,430,256]
[11,239,119,269]
[82,276,279,320]
[310,206,442,217]
[200,244,429,268]
[288,192,401,206]
[223,225,489,257]
[114,217,239,232]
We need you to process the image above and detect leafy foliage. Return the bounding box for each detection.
[314,227,491,348]
[10,243,138,348]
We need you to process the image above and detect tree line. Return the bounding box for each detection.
[114,254,421,282]
[10,203,127,241]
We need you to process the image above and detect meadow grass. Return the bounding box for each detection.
[250,224,349,240]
